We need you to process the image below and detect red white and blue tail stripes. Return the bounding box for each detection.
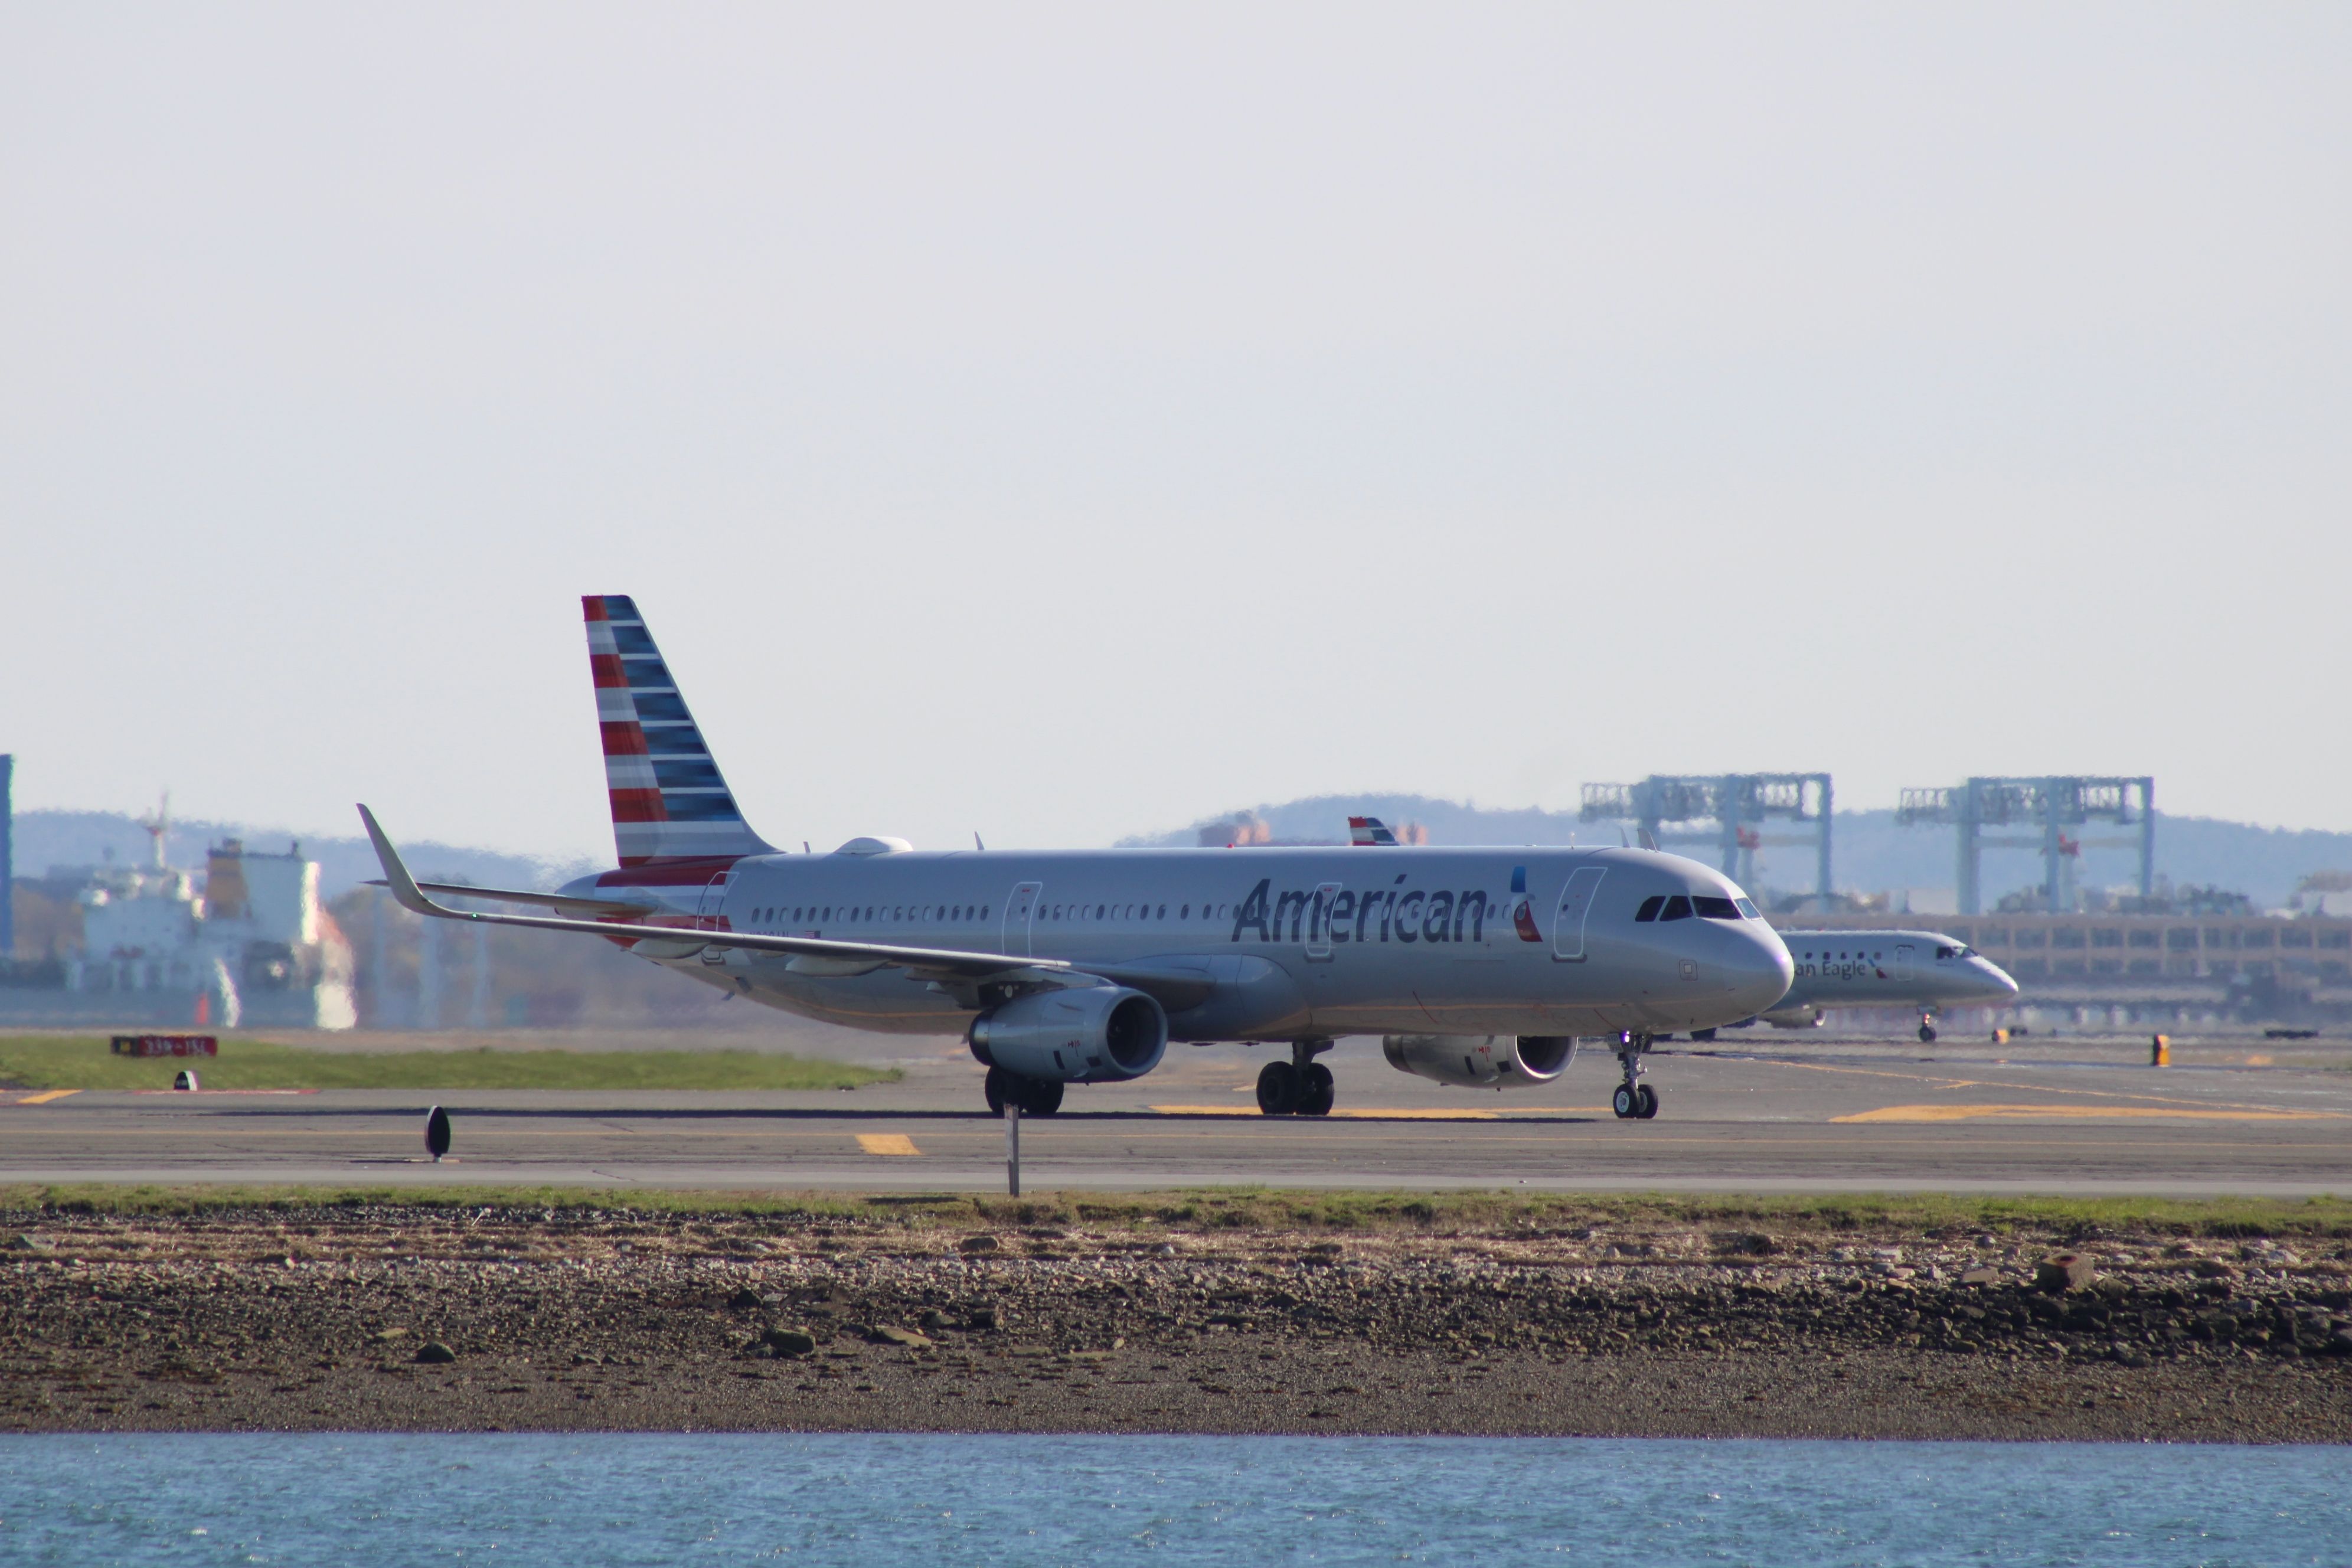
[584,594,773,867]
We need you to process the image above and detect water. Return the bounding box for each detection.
[1,1434,2344,1566]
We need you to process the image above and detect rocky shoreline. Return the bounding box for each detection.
[5,1206,2348,1442]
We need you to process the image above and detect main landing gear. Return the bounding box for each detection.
[1917,1011,1939,1044]
[1611,1031,1660,1120]
[1256,1041,1336,1116]
[984,1066,1063,1117]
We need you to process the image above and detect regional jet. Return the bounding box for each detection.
[1754,929,2018,1040]
[359,596,1792,1120]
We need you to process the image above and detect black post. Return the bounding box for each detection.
[1005,1100,1021,1197]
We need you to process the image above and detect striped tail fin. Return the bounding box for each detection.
[583,594,773,867]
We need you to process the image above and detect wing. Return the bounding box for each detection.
[357,806,1213,1008]
[365,880,657,919]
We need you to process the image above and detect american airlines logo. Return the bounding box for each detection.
[1229,874,1537,946]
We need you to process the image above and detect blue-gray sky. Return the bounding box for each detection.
[5,4,2347,860]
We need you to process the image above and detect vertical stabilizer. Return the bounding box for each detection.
[583,595,773,866]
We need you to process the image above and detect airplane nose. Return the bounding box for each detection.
[1726,929,1795,1009]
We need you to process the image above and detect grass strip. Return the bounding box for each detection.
[3,1183,2346,1240]
[0,1035,896,1093]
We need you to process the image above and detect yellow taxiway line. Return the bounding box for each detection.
[1149,1105,1609,1120]
[854,1133,923,1155]
[1751,1057,2318,1118]
[3,1090,81,1106]
[1834,1103,2337,1124]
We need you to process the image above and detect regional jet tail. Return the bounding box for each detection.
[361,594,1791,1121]
[1756,929,2018,1040]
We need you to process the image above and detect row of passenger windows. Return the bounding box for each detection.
[1041,903,1202,922]
[749,891,1777,932]
[1795,945,1979,961]
[1633,894,1758,923]
[743,901,1241,926]
[749,904,994,925]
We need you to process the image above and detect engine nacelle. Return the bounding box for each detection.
[968,986,1168,1083]
[1380,1034,1577,1089]
[1760,1004,1825,1028]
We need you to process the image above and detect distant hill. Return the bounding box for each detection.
[17,796,2351,913]
[8,809,588,900]
[1119,795,2352,910]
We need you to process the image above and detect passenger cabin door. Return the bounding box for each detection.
[697,870,736,925]
[1002,882,1043,958]
[1893,943,1915,982]
[1551,867,1608,962]
[1305,882,1344,961]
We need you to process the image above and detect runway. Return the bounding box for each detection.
[5,1036,2350,1194]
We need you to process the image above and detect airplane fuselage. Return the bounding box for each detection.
[1762,928,2018,1027]
[562,844,1795,1043]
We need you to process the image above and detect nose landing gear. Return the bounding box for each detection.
[1611,1031,1660,1119]
[1256,1041,1336,1116]
[1917,1011,1939,1044]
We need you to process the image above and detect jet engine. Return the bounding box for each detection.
[1381,1034,1577,1089]
[968,986,1168,1083]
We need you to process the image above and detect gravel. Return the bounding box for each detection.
[3,1208,2346,1441]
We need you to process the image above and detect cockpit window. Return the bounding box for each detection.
[1693,896,1741,920]
[1634,896,1665,923]
[1734,897,1760,919]
[1658,895,1693,922]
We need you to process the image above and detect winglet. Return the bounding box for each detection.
[357,805,454,919]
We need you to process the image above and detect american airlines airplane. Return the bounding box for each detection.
[360,595,1794,1121]
[1755,929,2018,1040]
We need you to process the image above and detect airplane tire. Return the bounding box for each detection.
[1023,1077,1064,1116]
[1296,1062,1335,1117]
[1690,1028,1716,1042]
[1612,1084,1638,1119]
[1919,1025,1938,1044]
[1256,1061,1300,1116]
[984,1067,1010,1116]
[1635,1083,1660,1119]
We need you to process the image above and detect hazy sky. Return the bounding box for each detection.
[5,4,2347,863]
